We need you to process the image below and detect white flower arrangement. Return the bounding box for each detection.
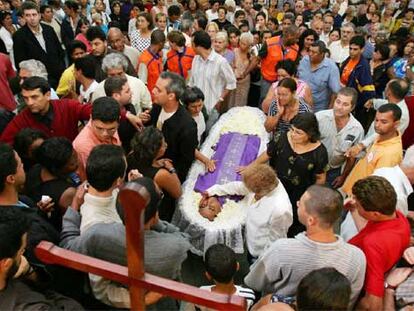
[190,191,246,230]
[220,109,264,136]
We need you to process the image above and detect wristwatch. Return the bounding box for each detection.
[385,282,397,290]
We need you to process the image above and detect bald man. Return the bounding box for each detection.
[107,27,140,70]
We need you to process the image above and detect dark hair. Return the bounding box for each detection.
[226,25,241,37]
[159,71,186,101]
[92,97,121,123]
[291,112,320,143]
[374,43,390,61]
[182,86,205,107]
[276,59,297,76]
[298,29,319,52]
[125,177,161,223]
[168,4,181,17]
[131,126,164,164]
[139,12,154,30]
[204,244,237,283]
[167,30,186,47]
[304,185,343,228]
[75,17,90,35]
[0,143,17,193]
[67,40,87,58]
[21,76,50,94]
[268,16,279,26]
[86,26,106,42]
[195,15,208,30]
[192,30,211,49]
[132,0,145,12]
[234,10,246,20]
[0,207,31,260]
[74,55,97,80]
[151,29,166,45]
[255,11,266,22]
[20,1,39,13]
[35,137,74,176]
[238,20,249,29]
[111,0,121,13]
[39,4,50,14]
[311,40,328,54]
[218,5,227,14]
[349,35,365,48]
[14,128,46,160]
[278,77,297,93]
[104,76,128,97]
[387,79,409,101]
[377,103,402,121]
[86,145,125,192]
[297,268,351,311]
[64,0,79,11]
[352,176,397,216]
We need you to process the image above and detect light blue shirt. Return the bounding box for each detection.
[298,56,341,112]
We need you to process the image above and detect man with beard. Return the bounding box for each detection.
[0,207,82,309]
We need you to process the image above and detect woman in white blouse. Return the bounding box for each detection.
[203,164,293,263]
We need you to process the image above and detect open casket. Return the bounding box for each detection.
[172,107,269,256]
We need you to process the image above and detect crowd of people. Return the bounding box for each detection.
[0,0,414,310]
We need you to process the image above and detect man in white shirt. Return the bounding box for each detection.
[320,14,334,43]
[189,30,236,130]
[92,53,152,117]
[316,87,364,188]
[329,23,355,66]
[206,0,220,21]
[107,27,141,70]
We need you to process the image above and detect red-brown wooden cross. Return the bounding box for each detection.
[35,182,246,310]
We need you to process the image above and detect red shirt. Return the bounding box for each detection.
[0,99,91,145]
[349,211,410,297]
[0,53,16,111]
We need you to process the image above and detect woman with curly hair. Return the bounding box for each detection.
[127,126,181,221]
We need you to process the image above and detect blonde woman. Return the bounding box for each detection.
[228,32,254,108]
[206,21,219,40]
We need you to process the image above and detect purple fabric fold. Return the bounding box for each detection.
[194,132,260,196]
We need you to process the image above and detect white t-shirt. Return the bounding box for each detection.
[156,108,176,130]
[193,114,206,144]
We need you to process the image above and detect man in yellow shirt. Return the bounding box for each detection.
[342,104,403,195]
[56,40,87,97]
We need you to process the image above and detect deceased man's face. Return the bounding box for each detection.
[199,197,222,221]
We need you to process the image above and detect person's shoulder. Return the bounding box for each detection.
[126,74,146,88]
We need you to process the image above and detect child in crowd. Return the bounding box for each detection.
[182,86,216,172]
[185,244,256,310]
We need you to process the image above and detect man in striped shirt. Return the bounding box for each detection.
[244,185,366,309]
[189,31,236,131]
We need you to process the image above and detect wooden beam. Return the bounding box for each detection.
[35,241,246,310]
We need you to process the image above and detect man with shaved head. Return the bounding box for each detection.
[107,27,140,70]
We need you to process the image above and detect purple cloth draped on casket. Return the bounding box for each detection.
[194,132,260,194]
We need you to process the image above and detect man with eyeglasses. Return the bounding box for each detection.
[73,97,121,181]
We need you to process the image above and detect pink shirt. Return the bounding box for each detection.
[73,120,121,180]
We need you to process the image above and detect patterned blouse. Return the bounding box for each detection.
[130,30,151,53]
